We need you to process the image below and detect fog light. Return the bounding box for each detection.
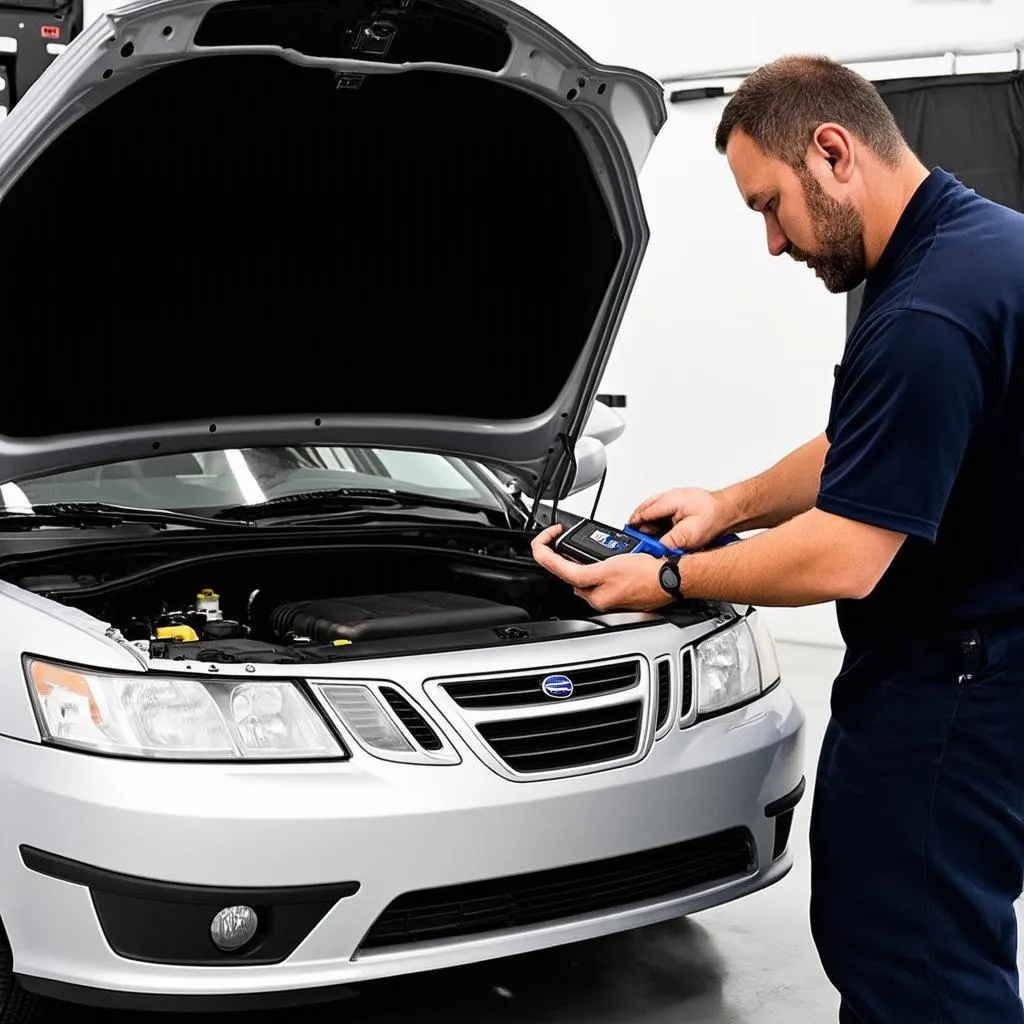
[210,905,258,951]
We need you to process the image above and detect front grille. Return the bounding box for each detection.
[477,701,643,773]
[359,827,755,951]
[656,659,671,729]
[379,687,443,751]
[681,649,694,719]
[441,660,640,710]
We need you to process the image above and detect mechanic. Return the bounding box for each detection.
[532,55,1024,1024]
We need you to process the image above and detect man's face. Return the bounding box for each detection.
[725,128,867,293]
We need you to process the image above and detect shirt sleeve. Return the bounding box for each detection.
[816,308,990,543]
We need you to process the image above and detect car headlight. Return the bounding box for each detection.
[25,658,344,760]
[746,610,781,687]
[694,619,762,715]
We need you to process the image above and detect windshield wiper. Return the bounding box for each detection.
[0,502,254,531]
[215,488,506,525]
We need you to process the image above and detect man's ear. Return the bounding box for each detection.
[811,123,855,183]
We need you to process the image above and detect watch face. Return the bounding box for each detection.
[660,563,680,592]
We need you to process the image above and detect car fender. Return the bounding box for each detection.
[0,581,145,742]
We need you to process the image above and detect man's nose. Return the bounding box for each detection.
[765,219,790,257]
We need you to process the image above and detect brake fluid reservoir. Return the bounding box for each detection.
[196,588,223,621]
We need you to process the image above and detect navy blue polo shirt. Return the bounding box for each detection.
[817,168,1024,658]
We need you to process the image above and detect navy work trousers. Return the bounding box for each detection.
[809,624,1024,1022]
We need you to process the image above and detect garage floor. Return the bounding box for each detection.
[36,643,1023,1022]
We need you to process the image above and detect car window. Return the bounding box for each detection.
[373,449,477,490]
[2,447,503,513]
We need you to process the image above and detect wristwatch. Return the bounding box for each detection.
[658,553,683,599]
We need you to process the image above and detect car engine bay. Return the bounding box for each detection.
[2,532,727,664]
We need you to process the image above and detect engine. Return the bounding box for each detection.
[126,585,533,664]
[5,538,710,664]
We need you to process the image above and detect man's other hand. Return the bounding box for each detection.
[530,524,673,613]
[628,487,725,550]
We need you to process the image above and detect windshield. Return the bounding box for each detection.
[0,447,506,514]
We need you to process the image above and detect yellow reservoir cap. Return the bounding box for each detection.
[156,625,199,642]
[332,639,352,646]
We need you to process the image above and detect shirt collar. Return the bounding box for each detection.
[864,167,960,294]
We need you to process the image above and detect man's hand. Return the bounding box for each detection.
[628,487,730,550]
[530,524,673,613]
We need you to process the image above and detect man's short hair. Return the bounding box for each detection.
[714,55,907,169]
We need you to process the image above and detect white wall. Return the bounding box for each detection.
[522,0,1023,81]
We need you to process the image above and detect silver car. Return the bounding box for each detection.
[0,0,805,1016]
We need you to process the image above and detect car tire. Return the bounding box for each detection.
[0,922,41,1024]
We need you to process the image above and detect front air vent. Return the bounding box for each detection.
[379,687,443,751]
[680,649,694,720]
[358,827,756,951]
[656,659,671,729]
[477,701,643,773]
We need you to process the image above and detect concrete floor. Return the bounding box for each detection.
[36,642,1020,1022]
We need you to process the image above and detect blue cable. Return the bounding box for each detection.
[620,525,742,559]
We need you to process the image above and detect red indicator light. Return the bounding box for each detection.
[41,25,61,39]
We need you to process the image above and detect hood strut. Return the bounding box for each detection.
[527,430,576,531]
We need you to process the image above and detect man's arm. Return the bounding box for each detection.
[675,507,904,606]
[531,508,905,612]
[716,432,829,533]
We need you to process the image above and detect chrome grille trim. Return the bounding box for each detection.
[425,655,654,782]
[654,656,673,738]
[679,648,698,728]
[441,661,640,709]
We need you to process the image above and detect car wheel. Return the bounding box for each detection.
[0,922,41,1024]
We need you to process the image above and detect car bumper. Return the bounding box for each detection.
[0,683,804,1009]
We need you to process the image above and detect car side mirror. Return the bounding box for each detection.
[568,435,608,496]
[582,401,625,446]
[566,403,625,496]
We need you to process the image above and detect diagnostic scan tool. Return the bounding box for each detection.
[553,514,741,566]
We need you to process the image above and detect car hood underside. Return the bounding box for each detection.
[0,0,666,497]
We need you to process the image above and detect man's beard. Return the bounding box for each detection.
[790,169,867,294]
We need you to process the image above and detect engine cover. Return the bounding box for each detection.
[269,591,529,644]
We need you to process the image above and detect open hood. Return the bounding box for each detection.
[0,0,666,497]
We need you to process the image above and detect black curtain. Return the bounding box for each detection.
[847,70,1024,327]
